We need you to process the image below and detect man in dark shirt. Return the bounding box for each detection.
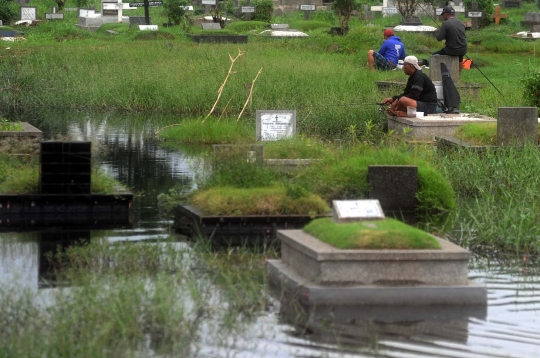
[433,6,468,74]
[381,56,438,117]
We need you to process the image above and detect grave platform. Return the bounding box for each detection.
[0,193,132,229]
[267,229,487,306]
[173,204,330,245]
[388,113,496,141]
[0,122,42,140]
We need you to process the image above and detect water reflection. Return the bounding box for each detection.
[0,111,538,357]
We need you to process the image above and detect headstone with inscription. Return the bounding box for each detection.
[299,4,315,20]
[256,110,296,141]
[332,200,385,223]
[45,7,64,20]
[465,2,485,30]
[20,6,37,21]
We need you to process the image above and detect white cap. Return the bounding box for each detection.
[404,56,422,70]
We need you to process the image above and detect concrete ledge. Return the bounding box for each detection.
[278,230,470,286]
[267,259,487,305]
[388,113,496,141]
[0,122,42,139]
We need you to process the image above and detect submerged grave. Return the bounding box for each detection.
[0,141,132,229]
[267,199,487,306]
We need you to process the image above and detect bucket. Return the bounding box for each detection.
[433,81,444,101]
[407,106,416,118]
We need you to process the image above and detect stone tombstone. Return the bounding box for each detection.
[429,55,460,83]
[299,4,315,20]
[102,0,119,17]
[79,8,96,17]
[332,199,385,223]
[20,6,37,21]
[533,24,540,32]
[367,165,418,212]
[401,16,422,25]
[46,7,64,20]
[523,12,540,29]
[271,23,289,30]
[0,20,3,26]
[129,16,151,26]
[212,144,263,171]
[502,0,522,8]
[201,22,221,30]
[497,107,539,146]
[465,2,485,30]
[256,110,296,141]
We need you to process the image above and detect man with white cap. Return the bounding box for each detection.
[381,56,438,117]
[433,5,467,74]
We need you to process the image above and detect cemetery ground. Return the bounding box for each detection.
[2,2,540,356]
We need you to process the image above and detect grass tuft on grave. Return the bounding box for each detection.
[0,119,22,131]
[226,21,268,33]
[188,186,330,216]
[289,20,332,31]
[96,23,131,35]
[156,118,255,144]
[295,146,456,214]
[303,217,441,250]
[454,122,540,146]
[263,137,331,159]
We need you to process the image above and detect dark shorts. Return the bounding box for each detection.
[373,52,395,71]
[416,101,438,115]
[432,48,464,63]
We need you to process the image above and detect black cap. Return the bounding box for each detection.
[442,6,455,14]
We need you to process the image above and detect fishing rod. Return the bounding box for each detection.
[416,2,504,96]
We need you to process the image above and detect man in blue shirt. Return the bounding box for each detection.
[367,29,406,71]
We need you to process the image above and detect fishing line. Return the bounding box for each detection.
[416,2,504,95]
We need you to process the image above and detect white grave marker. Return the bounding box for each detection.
[256,110,296,141]
[333,200,385,222]
[20,7,37,21]
[139,24,158,30]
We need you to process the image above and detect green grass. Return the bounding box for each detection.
[263,137,331,159]
[303,217,441,249]
[156,118,255,144]
[454,122,540,146]
[188,186,330,215]
[0,237,276,357]
[0,120,23,131]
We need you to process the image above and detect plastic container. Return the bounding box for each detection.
[433,81,444,101]
[407,106,416,118]
[416,112,424,118]
[396,60,404,69]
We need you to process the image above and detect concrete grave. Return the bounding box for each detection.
[212,144,263,171]
[497,107,538,146]
[368,165,418,212]
[256,110,296,141]
[502,0,522,8]
[522,12,540,30]
[267,230,487,306]
[465,2,485,30]
[387,113,497,141]
[202,22,222,30]
[129,16,151,26]
[429,55,460,83]
[45,7,64,20]
[271,23,289,30]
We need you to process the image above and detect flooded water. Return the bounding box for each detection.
[1,113,539,357]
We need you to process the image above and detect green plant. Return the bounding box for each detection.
[331,0,361,33]
[0,118,22,131]
[162,0,190,25]
[250,0,273,22]
[0,0,17,24]
[522,68,540,113]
